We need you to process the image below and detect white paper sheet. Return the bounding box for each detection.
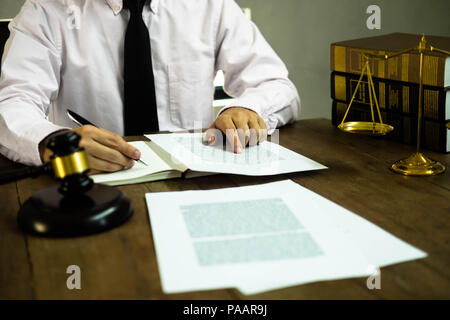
[236,181,427,295]
[146,180,427,295]
[146,180,378,294]
[145,132,327,176]
[92,141,172,184]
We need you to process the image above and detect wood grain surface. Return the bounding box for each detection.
[0,119,448,299]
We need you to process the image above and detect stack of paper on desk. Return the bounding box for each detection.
[145,180,427,295]
[92,132,327,186]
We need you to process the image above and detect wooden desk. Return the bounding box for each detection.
[1,119,449,299]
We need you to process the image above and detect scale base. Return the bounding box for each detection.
[391,152,446,176]
[17,184,133,237]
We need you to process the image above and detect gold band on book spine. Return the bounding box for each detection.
[334,75,347,101]
[379,82,386,109]
[334,46,346,72]
[378,52,385,78]
[402,86,410,113]
[401,54,409,82]
[388,85,399,110]
[424,89,439,119]
[423,55,439,86]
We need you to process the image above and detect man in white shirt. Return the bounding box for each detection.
[0,0,300,173]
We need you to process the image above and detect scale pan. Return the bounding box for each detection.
[338,121,394,136]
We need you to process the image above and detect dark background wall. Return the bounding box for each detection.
[2,0,450,119]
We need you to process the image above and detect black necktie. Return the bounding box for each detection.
[123,0,159,135]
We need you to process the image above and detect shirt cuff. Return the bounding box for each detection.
[23,121,70,165]
[38,128,72,163]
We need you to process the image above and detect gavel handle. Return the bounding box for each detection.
[0,163,52,185]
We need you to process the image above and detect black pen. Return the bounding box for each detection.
[66,109,148,166]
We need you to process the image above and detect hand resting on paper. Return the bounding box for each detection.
[39,125,142,174]
[203,107,268,153]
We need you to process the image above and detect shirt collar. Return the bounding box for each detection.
[105,0,159,16]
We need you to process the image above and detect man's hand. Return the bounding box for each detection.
[204,107,267,153]
[41,125,141,173]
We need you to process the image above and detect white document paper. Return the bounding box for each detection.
[145,132,327,176]
[236,181,428,295]
[92,141,172,184]
[146,180,378,294]
[146,180,427,295]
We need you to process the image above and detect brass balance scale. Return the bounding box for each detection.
[338,35,450,176]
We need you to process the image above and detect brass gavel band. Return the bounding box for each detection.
[51,151,90,179]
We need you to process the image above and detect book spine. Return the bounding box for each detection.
[330,71,447,121]
[330,44,447,87]
[331,100,448,153]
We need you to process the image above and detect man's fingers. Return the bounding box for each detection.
[86,140,135,169]
[257,117,268,143]
[87,155,125,173]
[248,118,261,146]
[233,116,250,147]
[215,116,243,153]
[257,117,267,130]
[94,127,141,160]
[206,108,268,152]
[227,129,243,154]
[75,125,140,172]
[203,124,220,146]
[88,169,101,176]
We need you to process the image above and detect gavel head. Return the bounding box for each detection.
[47,131,93,195]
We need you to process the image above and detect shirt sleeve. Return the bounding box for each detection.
[0,0,68,166]
[214,0,301,134]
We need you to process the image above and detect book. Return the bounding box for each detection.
[331,100,449,153]
[92,133,327,186]
[330,71,450,121]
[330,33,450,88]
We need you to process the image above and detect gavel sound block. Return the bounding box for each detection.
[14,131,134,237]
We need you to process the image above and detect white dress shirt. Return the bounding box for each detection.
[0,0,300,165]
